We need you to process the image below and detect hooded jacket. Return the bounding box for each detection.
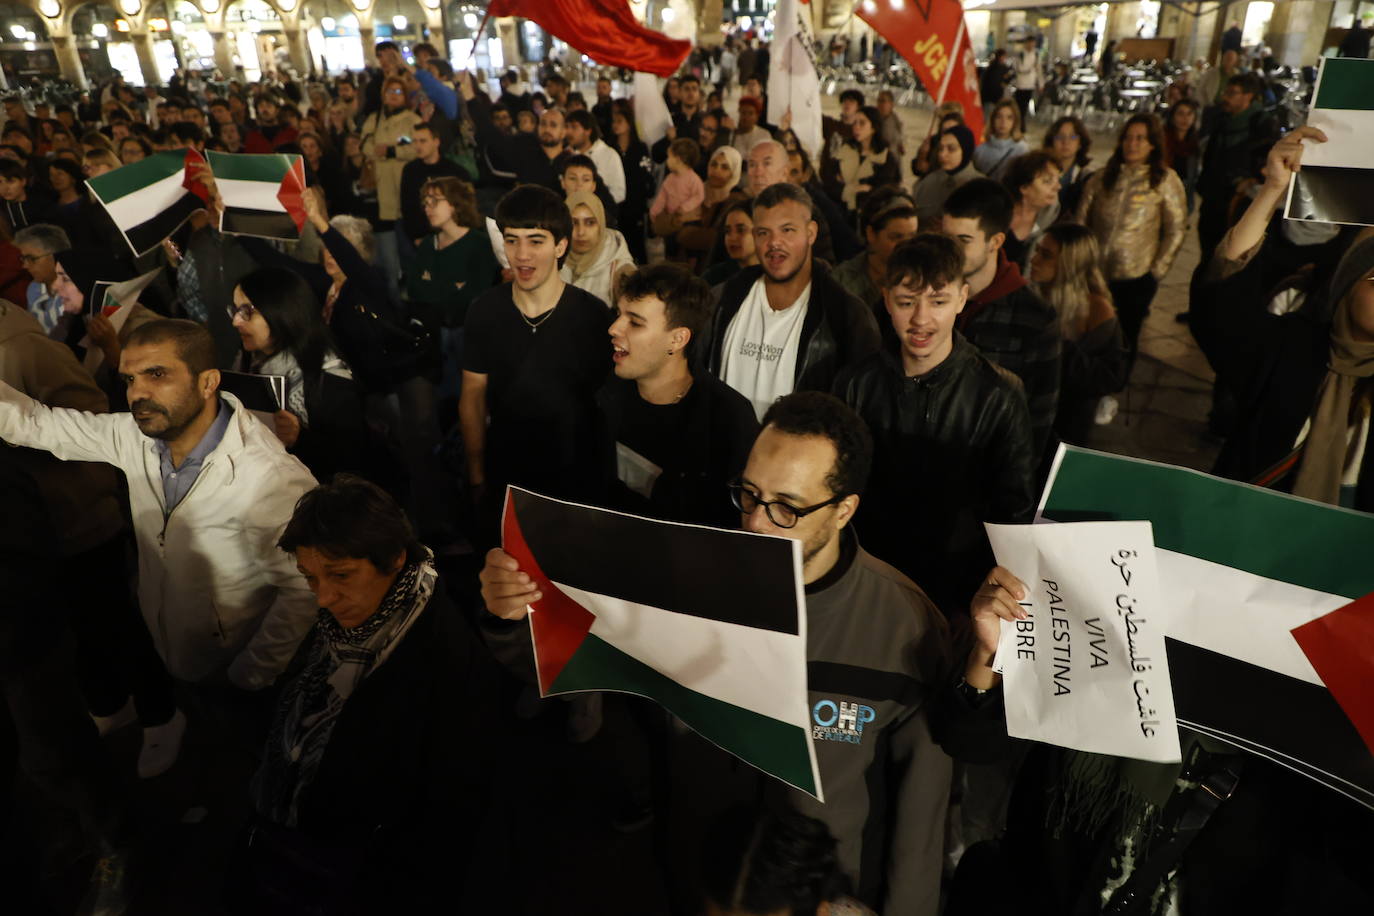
[704,261,881,397]
[833,331,1036,612]
[0,299,124,556]
[0,385,320,688]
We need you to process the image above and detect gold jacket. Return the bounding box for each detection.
[1077,163,1187,282]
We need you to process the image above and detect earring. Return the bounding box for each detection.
[667,349,674,355]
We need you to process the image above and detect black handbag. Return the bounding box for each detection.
[350,304,439,388]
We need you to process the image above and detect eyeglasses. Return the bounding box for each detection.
[421,195,446,208]
[19,252,51,265]
[226,302,257,322]
[728,478,845,529]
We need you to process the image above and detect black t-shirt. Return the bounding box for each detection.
[600,372,759,529]
[464,282,611,500]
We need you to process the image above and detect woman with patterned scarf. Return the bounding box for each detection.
[231,476,502,915]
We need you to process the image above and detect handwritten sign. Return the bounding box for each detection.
[988,521,1181,763]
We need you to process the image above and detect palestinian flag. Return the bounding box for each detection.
[502,487,823,799]
[1285,56,1374,227]
[207,151,308,241]
[1040,446,1374,809]
[87,148,209,257]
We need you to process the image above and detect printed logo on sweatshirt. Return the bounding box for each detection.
[811,699,876,744]
[738,340,786,363]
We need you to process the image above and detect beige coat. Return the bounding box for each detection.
[360,107,422,221]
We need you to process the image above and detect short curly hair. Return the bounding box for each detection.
[761,392,873,498]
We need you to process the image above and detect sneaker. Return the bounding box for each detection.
[565,693,604,744]
[91,698,136,738]
[137,708,186,779]
[79,846,131,916]
[1094,395,1120,426]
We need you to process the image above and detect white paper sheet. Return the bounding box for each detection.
[989,521,1182,763]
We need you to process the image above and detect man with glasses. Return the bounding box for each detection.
[479,390,954,915]
[13,223,70,335]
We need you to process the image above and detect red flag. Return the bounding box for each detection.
[858,0,985,141]
[488,0,690,77]
[1292,592,1374,757]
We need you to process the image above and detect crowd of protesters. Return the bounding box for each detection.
[0,30,1371,916]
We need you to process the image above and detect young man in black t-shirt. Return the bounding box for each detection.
[598,263,759,529]
[460,185,611,545]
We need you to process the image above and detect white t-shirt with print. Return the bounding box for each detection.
[721,278,811,420]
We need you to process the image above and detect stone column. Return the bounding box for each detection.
[360,23,377,64]
[209,29,237,77]
[496,16,520,70]
[51,34,89,89]
[131,29,160,86]
[283,26,311,75]
[697,0,723,46]
[424,9,446,51]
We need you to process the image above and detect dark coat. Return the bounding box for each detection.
[245,580,507,912]
[833,332,1036,613]
[704,261,882,397]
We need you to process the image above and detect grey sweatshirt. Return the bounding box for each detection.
[777,532,954,915]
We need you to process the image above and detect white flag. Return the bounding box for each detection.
[988,521,1182,764]
[633,71,674,147]
[768,0,823,161]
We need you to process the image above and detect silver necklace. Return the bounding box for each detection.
[519,307,556,333]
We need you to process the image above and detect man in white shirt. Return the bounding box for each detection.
[565,108,626,205]
[0,319,319,691]
[703,182,880,419]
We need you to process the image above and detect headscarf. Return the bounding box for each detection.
[705,145,743,206]
[1292,235,1374,504]
[941,125,976,175]
[253,551,437,827]
[54,248,132,314]
[563,191,608,280]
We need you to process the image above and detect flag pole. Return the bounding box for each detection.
[926,15,967,140]
[461,7,496,69]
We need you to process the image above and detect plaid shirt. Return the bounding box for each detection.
[960,282,1061,457]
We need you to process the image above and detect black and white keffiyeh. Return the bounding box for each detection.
[254,551,437,827]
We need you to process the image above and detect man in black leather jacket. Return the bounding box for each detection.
[833,234,1036,615]
[703,182,881,420]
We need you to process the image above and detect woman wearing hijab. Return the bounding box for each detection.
[673,145,747,267]
[912,125,983,228]
[560,191,635,308]
[49,248,158,395]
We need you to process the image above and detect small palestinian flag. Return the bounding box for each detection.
[502,487,824,799]
[1040,446,1374,809]
[207,151,308,242]
[87,148,208,257]
[1285,56,1374,227]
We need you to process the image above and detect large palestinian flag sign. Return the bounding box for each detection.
[1040,446,1374,809]
[206,150,308,242]
[502,487,823,799]
[87,148,209,257]
[1285,56,1374,227]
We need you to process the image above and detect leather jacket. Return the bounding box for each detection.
[704,262,881,398]
[833,332,1037,614]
